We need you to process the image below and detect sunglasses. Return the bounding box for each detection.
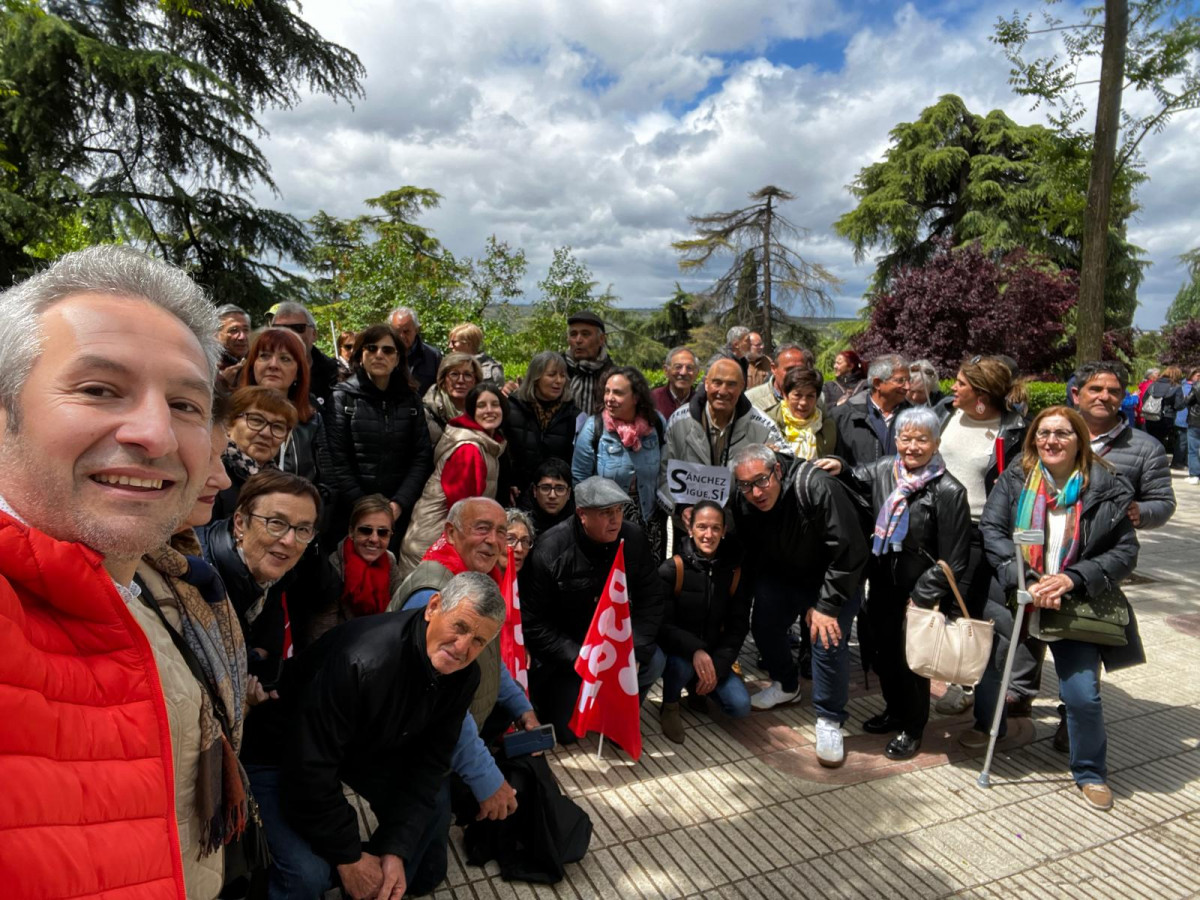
[341,343,355,351]
[363,344,398,356]
[355,525,393,538]
[276,322,311,334]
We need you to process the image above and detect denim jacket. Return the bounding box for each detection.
[571,414,664,520]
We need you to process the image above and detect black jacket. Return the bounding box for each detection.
[519,518,665,669]
[980,461,1144,670]
[406,336,444,397]
[656,537,749,680]
[506,396,581,495]
[731,456,868,616]
[845,457,972,608]
[309,346,340,411]
[1186,384,1200,428]
[934,398,1028,497]
[323,370,435,512]
[829,392,911,467]
[281,610,479,865]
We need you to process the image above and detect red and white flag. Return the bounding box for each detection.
[499,545,528,694]
[569,541,642,759]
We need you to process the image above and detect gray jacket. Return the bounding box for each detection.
[1098,426,1176,529]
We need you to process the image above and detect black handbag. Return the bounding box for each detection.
[1034,583,1130,647]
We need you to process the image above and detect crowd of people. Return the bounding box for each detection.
[0,246,1183,900]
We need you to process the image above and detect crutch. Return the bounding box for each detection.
[977,528,1044,789]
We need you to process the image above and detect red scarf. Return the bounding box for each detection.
[423,536,503,587]
[340,536,393,617]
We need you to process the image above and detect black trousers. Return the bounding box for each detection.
[866,585,930,735]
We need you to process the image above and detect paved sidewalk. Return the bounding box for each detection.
[433,471,1200,899]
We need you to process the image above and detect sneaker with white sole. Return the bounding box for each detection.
[750,681,802,711]
[815,717,845,767]
[935,683,974,715]
[1187,476,1200,486]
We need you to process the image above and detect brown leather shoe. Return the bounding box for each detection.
[1080,783,1114,811]
[660,701,685,744]
[957,727,992,750]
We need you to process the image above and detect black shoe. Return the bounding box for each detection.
[862,712,904,734]
[885,732,922,760]
[685,692,709,714]
[1053,703,1070,753]
[1005,693,1033,718]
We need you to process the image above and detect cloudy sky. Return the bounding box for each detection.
[257,0,1200,329]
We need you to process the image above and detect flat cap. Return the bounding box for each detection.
[574,476,628,509]
[567,310,605,331]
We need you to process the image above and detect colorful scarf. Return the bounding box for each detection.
[339,535,394,617]
[1014,463,1083,575]
[533,396,563,432]
[779,404,823,461]
[871,454,946,556]
[142,540,250,855]
[603,409,654,451]
[222,439,273,482]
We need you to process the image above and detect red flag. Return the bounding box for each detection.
[499,546,528,695]
[568,541,642,759]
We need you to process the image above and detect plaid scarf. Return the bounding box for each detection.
[871,454,945,556]
[1014,463,1082,575]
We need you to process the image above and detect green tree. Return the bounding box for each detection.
[516,246,613,358]
[833,94,1145,328]
[1167,247,1200,325]
[993,0,1200,363]
[0,0,363,310]
[674,185,841,349]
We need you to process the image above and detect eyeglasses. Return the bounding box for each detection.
[896,434,933,447]
[535,483,569,496]
[668,365,698,375]
[341,343,355,352]
[248,514,316,544]
[507,535,533,550]
[355,525,392,539]
[237,412,289,439]
[735,471,775,493]
[446,370,475,382]
[276,322,312,335]
[364,343,398,356]
[1035,429,1076,443]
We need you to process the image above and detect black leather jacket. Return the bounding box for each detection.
[845,456,972,608]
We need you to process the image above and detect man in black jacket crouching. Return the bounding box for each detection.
[281,571,504,900]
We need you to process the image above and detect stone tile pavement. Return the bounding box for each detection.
[432,471,1200,899]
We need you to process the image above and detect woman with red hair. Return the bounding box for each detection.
[823,349,868,407]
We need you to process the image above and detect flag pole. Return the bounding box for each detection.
[596,735,605,761]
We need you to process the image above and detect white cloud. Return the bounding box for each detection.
[256,0,1200,329]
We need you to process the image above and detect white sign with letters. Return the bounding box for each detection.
[664,459,731,506]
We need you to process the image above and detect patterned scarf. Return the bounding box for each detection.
[1014,463,1083,575]
[603,409,653,450]
[871,454,946,556]
[339,536,393,617]
[143,539,250,855]
[533,396,563,432]
[779,404,823,461]
[222,439,273,482]
[566,350,609,412]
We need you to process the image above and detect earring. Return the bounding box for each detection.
[974,400,986,416]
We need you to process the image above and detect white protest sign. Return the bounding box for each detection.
[664,459,731,506]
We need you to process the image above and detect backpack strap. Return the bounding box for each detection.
[591,414,603,457]
[729,566,741,597]
[673,555,684,597]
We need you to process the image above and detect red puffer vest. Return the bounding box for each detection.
[0,512,186,899]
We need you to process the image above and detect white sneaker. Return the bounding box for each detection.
[935,683,975,715]
[750,681,802,711]
[815,717,845,768]
[1187,476,1199,486]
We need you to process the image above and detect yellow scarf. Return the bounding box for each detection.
[780,404,822,460]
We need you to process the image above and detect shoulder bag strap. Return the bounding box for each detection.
[936,560,972,620]
[673,555,684,597]
[729,566,741,596]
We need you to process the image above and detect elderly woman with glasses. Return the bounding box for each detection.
[504,508,536,573]
[962,406,1141,812]
[324,323,435,539]
[212,385,298,519]
[424,352,485,446]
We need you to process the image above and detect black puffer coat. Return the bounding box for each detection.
[323,370,434,512]
[656,537,749,681]
[505,395,581,494]
[845,456,971,607]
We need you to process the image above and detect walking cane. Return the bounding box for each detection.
[977,528,1044,789]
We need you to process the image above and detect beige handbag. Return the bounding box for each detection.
[904,560,994,686]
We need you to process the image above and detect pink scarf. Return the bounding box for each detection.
[603,409,653,450]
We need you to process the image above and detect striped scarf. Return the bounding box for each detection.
[1014,463,1082,575]
[871,454,945,555]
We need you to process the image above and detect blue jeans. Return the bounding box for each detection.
[661,654,751,717]
[1188,426,1200,477]
[245,764,331,900]
[751,575,861,723]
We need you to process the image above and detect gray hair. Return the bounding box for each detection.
[215,304,249,321]
[446,496,504,532]
[515,350,568,403]
[729,443,777,473]
[390,306,419,328]
[438,571,506,626]
[909,360,939,400]
[0,246,220,427]
[894,406,941,439]
[271,301,315,329]
[868,353,907,385]
[505,507,536,541]
[726,326,750,345]
[664,345,696,368]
